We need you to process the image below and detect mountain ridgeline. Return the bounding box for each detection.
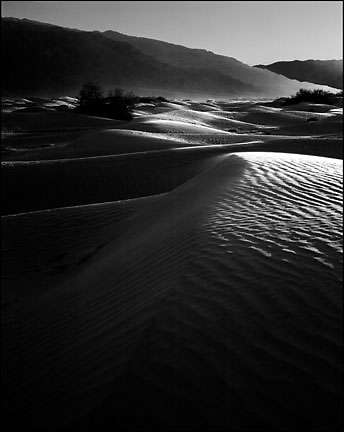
[2,17,340,98]
[255,60,343,89]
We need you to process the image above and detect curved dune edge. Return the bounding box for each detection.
[2,144,265,215]
[1,129,191,162]
[1,194,163,296]
[2,152,343,430]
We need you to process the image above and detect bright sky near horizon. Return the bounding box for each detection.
[2,1,342,65]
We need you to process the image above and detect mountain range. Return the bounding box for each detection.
[255,59,342,90]
[2,17,340,98]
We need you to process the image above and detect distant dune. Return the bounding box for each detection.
[2,97,342,213]
[2,92,343,430]
[2,152,342,430]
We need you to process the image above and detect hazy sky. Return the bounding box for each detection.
[2,1,343,65]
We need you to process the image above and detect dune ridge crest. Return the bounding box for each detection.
[3,152,342,430]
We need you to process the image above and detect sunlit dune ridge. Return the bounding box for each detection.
[2,97,342,163]
[2,152,342,430]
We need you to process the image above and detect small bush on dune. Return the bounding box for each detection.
[77,83,135,120]
[76,83,171,119]
[104,88,137,120]
[79,82,103,109]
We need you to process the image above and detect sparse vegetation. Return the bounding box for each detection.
[77,82,136,120]
[75,83,171,120]
[283,88,342,106]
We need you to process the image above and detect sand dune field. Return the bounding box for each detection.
[1,96,343,431]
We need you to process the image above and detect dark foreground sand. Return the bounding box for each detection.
[2,151,342,431]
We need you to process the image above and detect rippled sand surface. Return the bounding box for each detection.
[2,152,342,430]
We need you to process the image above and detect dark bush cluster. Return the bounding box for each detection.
[284,88,342,106]
[77,82,136,120]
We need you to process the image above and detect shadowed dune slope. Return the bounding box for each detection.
[2,152,342,431]
[1,195,162,295]
[3,131,343,216]
[2,129,191,161]
[1,149,236,215]
[2,110,121,131]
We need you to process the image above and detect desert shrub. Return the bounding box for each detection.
[283,88,340,105]
[77,83,134,120]
[76,84,171,119]
[79,82,103,109]
[103,88,137,120]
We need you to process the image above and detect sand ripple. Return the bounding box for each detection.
[2,152,342,430]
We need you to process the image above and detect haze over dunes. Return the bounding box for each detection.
[2,0,342,65]
[2,17,338,98]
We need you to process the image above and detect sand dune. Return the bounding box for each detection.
[2,94,343,430]
[170,133,343,158]
[2,110,121,133]
[2,152,342,430]
[3,146,243,214]
[278,114,343,136]
[120,118,234,134]
[147,108,277,132]
[283,102,339,112]
[3,97,341,159]
[2,96,342,215]
[2,129,189,161]
[118,100,342,137]
[236,105,325,126]
[2,195,161,297]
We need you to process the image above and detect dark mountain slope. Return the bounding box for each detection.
[103,30,331,96]
[255,59,343,89]
[2,18,255,98]
[2,18,334,98]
